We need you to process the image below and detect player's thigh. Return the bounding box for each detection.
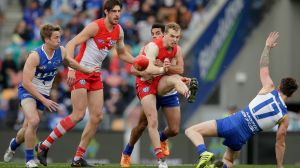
[87,89,104,116]
[71,88,88,114]
[21,98,40,123]
[162,106,180,129]
[157,76,175,96]
[140,94,158,120]
[188,120,218,136]
[158,75,183,96]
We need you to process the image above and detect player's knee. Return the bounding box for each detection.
[90,112,103,124]
[184,127,193,137]
[27,117,40,128]
[70,112,85,123]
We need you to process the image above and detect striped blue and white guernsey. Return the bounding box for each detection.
[21,45,63,96]
[241,90,287,134]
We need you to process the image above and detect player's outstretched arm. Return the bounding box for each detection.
[259,32,279,93]
[275,116,288,168]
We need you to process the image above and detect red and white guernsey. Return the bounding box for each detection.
[135,37,178,100]
[75,18,121,69]
[151,37,177,62]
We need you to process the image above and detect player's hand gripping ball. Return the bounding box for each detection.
[133,55,149,71]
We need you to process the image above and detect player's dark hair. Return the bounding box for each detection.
[279,77,298,97]
[103,0,122,16]
[151,23,165,33]
[40,24,61,43]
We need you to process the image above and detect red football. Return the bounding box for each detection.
[133,55,149,71]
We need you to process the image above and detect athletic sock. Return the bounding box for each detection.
[41,116,75,149]
[159,131,168,142]
[10,138,20,151]
[123,144,134,156]
[154,148,164,160]
[197,144,207,155]
[25,149,34,162]
[74,147,86,161]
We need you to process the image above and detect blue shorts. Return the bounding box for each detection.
[156,93,180,110]
[216,112,253,151]
[18,85,48,111]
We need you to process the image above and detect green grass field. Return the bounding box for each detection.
[0,163,299,168]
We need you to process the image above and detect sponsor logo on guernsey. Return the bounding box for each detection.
[241,110,260,134]
[79,79,86,85]
[36,71,58,78]
[39,65,47,70]
[109,40,117,47]
[143,87,150,93]
[97,39,105,44]
[53,60,61,66]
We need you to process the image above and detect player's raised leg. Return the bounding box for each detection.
[158,75,198,103]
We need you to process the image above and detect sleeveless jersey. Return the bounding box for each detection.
[136,37,178,80]
[153,37,178,96]
[21,45,63,96]
[75,18,121,69]
[241,90,287,133]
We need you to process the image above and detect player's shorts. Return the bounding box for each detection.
[156,92,180,109]
[71,71,103,91]
[216,112,254,151]
[136,76,161,100]
[18,85,49,111]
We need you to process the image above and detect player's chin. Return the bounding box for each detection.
[113,19,119,24]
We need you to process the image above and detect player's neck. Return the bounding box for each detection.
[162,38,173,51]
[104,18,114,32]
[43,44,55,58]
[278,91,288,102]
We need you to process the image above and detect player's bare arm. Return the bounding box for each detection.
[66,22,98,59]
[22,52,59,112]
[259,32,279,94]
[61,46,99,74]
[66,22,98,86]
[143,42,167,75]
[116,26,135,64]
[165,46,184,75]
[275,115,288,168]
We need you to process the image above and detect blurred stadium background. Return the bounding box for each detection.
[0,0,299,166]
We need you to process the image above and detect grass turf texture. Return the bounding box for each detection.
[0,163,299,168]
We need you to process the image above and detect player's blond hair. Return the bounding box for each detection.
[165,22,181,33]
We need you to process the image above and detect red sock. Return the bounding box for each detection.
[41,116,75,149]
[74,147,86,161]
[154,148,163,160]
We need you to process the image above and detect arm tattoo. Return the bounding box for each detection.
[260,46,271,68]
